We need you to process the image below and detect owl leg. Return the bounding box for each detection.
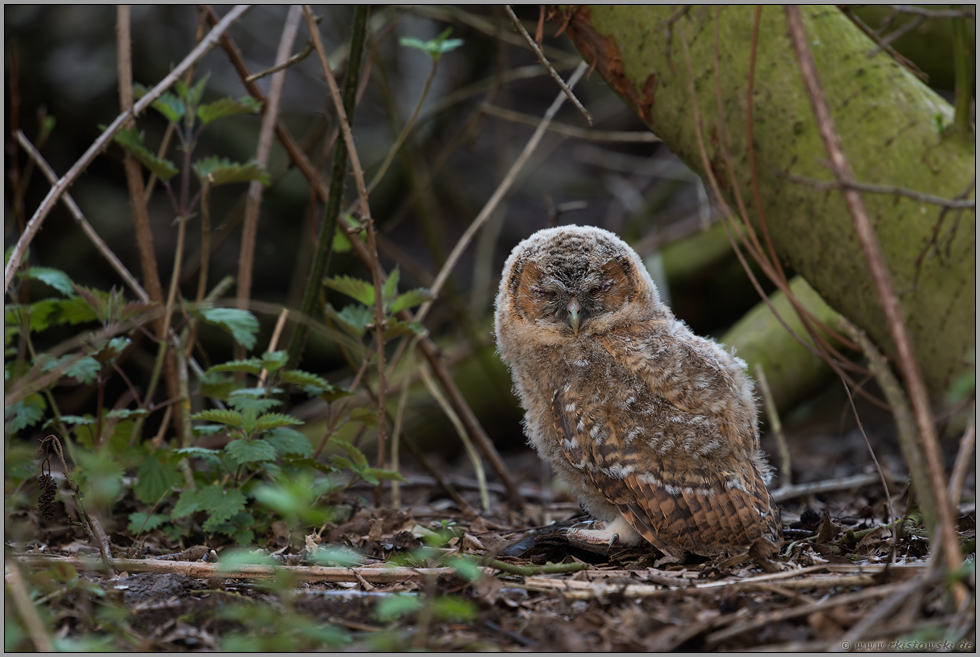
[566,514,643,547]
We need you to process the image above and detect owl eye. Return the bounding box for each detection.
[530,285,555,299]
[590,279,614,295]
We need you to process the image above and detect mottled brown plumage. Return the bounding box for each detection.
[494,225,781,558]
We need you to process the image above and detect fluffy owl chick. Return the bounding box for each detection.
[494,225,781,558]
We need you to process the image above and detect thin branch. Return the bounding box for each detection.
[245,41,314,82]
[883,5,975,19]
[14,131,149,302]
[785,5,964,597]
[868,15,924,57]
[754,364,792,488]
[4,558,54,652]
[3,5,251,294]
[481,104,660,142]
[237,5,302,340]
[504,4,592,125]
[781,173,976,210]
[948,421,975,505]
[415,60,590,323]
[771,472,886,503]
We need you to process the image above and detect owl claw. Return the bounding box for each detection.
[608,533,619,548]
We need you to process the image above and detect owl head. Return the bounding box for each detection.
[495,225,667,339]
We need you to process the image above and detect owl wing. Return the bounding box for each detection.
[551,324,780,556]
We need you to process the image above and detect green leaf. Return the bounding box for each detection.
[324,275,375,306]
[127,512,171,534]
[264,427,312,457]
[255,412,304,433]
[328,437,368,468]
[193,156,271,187]
[382,267,400,311]
[134,455,182,504]
[260,350,289,372]
[206,358,264,376]
[151,91,186,123]
[112,126,179,181]
[20,267,76,296]
[177,74,210,114]
[320,386,354,403]
[399,28,464,58]
[105,408,148,420]
[192,409,244,428]
[383,318,426,340]
[227,393,280,415]
[35,353,100,385]
[431,596,478,621]
[200,485,248,531]
[375,594,422,622]
[197,96,262,125]
[225,438,277,467]
[278,369,332,394]
[4,394,46,433]
[197,306,259,350]
[445,555,483,582]
[334,304,374,338]
[390,288,434,313]
[361,467,409,484]
[348,407,378,426]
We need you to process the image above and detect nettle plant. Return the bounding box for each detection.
[5,76,414,549]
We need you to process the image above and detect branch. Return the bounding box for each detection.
[785,5,964,600]
[504,4,592,125]
[3,5,252,294]
[782,172,976,209]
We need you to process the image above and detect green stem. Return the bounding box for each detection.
[287,4,369,369]
[951,10,973,135]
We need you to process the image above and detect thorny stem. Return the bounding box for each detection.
[785,5,964,603]
[287,4,369,369]
[951,9,974,135]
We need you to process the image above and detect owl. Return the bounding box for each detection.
[494,225,781,558]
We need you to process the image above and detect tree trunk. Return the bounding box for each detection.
[554,5,975,399]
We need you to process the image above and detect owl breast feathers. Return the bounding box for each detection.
[494,225,781,558]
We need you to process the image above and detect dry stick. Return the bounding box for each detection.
[205,9,521,510]
[117,5,182,443]
[245,42,314,83]
[754,363,792,488]
[415,60,589,324]
[784,7,964,601]
[16,554,474,584]
[840,318,935,534]
[257,309,290,389]
[948,421,975,506]
[4,558,54,652]
[771,472,884,503]
[14,131,149,303]
[302,5,388,507]
[829,577,927,653]
[419,355,490,511]
[237,5,302,350]
[480,104,660,142]
[3,5,251,294]
[504,4,591,125]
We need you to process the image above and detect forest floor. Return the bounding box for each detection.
[8,397,976,652]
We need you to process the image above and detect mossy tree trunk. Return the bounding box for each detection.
[554,5,975,399]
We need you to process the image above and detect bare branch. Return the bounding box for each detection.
[781,172,977,209]
[785,5,964,599]
[505,4,592,125]
[3,5,252,294]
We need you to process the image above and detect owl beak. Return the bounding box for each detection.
[567,298,582,336]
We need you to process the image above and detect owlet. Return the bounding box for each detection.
[494,225,781,558]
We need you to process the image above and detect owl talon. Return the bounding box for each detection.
[608,533,619,548]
